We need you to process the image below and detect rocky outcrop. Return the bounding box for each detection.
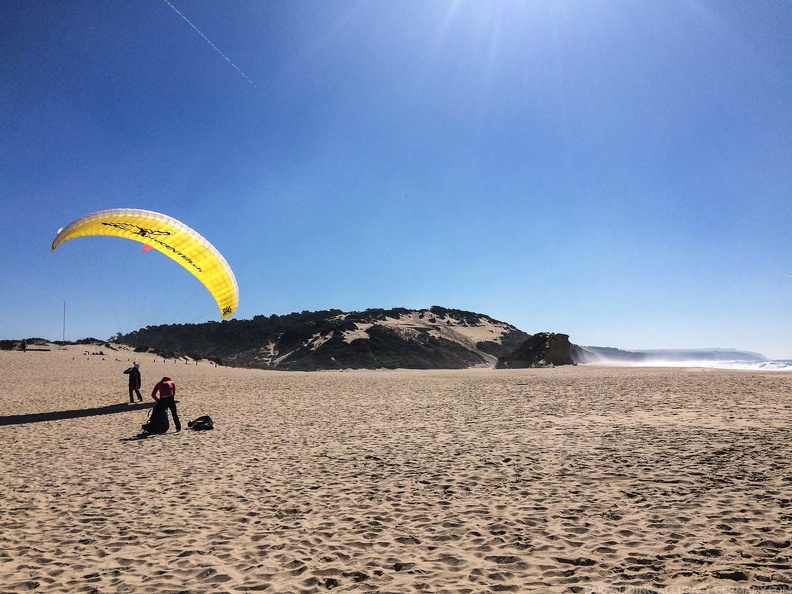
[496,332,578,368]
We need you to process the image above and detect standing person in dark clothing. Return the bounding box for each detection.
[151,376,181,432]
[123,363,143,403]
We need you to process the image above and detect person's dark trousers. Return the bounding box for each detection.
[129,388,142,403]
[159,397,181,431]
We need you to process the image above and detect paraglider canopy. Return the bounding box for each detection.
[51,208,238,319]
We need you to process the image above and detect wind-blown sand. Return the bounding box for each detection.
[1,346,791,593]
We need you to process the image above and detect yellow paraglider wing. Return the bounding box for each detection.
[51,208,238,319]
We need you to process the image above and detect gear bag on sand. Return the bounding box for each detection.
[188,416,214,431]
[142,401,170,435]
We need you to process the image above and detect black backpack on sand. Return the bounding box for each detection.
[142,401,170,435]
[188,416,214,431]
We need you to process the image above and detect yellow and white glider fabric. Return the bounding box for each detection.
[51,208,239,319]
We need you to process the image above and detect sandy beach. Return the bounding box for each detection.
[1,345,791,593]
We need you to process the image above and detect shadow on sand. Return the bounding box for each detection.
[0,401,154,427]
[119,432,158,442]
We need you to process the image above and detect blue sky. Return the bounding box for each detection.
[2,1,791,357]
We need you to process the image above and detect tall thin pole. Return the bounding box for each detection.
[62,301,66,345]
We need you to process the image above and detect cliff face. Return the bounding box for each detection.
[495,332,578,368]
[114,306,531,371]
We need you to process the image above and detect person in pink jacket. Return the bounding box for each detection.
[151,376,181,432]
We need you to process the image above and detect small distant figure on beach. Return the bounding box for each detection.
[20,339,27,352]
[151,376,181,432]
[123,363,143,403]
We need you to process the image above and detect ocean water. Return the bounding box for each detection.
[710,359,792,371]
[597,359,792,371]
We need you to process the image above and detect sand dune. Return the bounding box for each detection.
[1,346,791,592]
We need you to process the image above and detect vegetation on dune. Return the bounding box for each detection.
[110,306,530,371]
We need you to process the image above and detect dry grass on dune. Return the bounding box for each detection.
[1,346,791,593]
